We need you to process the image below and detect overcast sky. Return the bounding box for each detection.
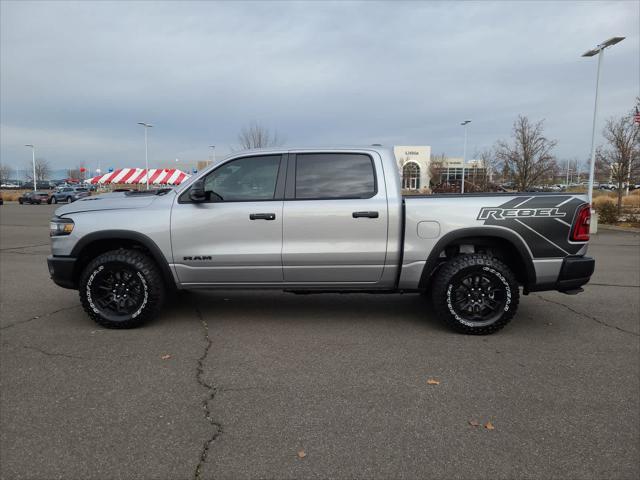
[1,0,638,174]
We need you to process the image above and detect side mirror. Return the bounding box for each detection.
[189,179,207,203]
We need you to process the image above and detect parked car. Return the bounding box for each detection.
[48,187,90,204]
[47,146,594,335]
[599,183,617,190]
[22,181,53,190]
[0,192,3,205]
[19,191,50,204]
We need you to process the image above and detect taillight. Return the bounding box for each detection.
[571,204,591,242]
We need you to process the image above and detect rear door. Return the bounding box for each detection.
[282,151,388,284]
[171,154,286,285]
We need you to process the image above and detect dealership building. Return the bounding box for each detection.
[393,146,487,190]
[393,146,432,191]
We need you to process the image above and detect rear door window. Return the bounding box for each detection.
[294,153,376,200]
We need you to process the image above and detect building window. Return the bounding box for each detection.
[402,162,420,190]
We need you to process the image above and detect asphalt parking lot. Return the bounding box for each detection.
[0,203,638,480]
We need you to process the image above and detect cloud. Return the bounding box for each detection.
[1,0,638,172]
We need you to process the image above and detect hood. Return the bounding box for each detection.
[54,190,173,216]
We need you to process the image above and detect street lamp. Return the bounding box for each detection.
[209,145,216,165]
[24,144,36,191]
[460,120,471,194]
[582,36,625,205]
[138,122,153,189]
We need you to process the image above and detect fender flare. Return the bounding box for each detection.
[420,227,537,287]
[70,230,175,287]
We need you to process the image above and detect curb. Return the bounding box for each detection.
[597,224,640,234]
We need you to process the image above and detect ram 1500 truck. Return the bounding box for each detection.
[47,147,595,334]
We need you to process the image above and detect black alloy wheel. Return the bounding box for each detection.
[447,271,508,326]
[86,265,148,321]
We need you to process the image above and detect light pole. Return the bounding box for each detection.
[138,122,153,189]
[460,120,471,194]
[24,144,36,191]
[209,145,216,165]
[582,36,625,205]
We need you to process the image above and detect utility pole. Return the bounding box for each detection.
[582,36,625,204]
[138,122,153,189]
[24,144,36,191]
[460,120,471,194]
[209,145,216,165]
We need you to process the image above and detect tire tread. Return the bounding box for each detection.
[78,249,165,329]
[431,253,520,335]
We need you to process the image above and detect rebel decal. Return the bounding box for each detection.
[477,207,566,221]
[477,196,587,258]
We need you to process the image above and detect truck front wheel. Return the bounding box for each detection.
[431,254,519,335]
[79,249,165,328]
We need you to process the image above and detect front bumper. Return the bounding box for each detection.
[47,255,78,289]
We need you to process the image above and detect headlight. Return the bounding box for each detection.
[50,217,74,236]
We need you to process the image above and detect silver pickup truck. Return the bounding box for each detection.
[47,146,594,334]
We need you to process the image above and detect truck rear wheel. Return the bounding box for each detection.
[431,254,519,335]
[79,249,165,329]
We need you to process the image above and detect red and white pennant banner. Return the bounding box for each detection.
[87,168,190,185]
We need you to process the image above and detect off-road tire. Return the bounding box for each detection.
[79,249,165,329]
[431,254,519,335]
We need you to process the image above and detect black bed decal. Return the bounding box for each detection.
[477,196,586,258]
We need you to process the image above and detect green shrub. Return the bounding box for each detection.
[596,201,619,224]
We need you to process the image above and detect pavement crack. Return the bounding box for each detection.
[0,242,49,252]
[0,250,45,256]
[588,282,640,288]
[3,342,84,360]
[194,306,222,480]
[0,305,81,330]
[534,294,639,337]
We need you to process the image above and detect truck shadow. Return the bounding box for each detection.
[161,290,449,333]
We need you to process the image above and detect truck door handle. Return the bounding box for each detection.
[352,211,379,218]
[250,213,276,220]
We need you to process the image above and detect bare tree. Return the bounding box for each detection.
[474,148,501,191]
[237,121,284,150]
[596,107,640,215]
[0,164,12,185]
[494,115,557,191]
[25,158,51,183]
[428,152,446,185]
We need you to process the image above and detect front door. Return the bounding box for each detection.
[171,154,285,285]
[282,152,388,284]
